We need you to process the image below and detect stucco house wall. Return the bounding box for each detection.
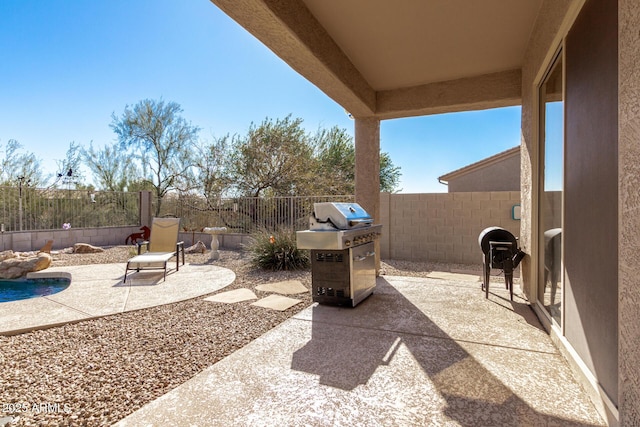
[443,151,521,192]
[521,0,627,423]
[618,0,640,424]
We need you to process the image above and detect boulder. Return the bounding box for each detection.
[185,240,207,254]
[73,243,104,254]
[0,250,17,262]
[0,252,52,279]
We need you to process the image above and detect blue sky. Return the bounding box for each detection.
[0,0,521,193]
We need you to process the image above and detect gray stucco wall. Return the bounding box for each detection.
[564,0,618,407]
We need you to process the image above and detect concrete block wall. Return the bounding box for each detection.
[0,226,142,252]
[379,191,521,264]
[0,226,254,252]
[0,228,252,253]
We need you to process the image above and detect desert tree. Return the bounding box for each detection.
[82,142,138,191]
[311,127,402,194]
[110,99,200,215]
[192,134,234,204]
[0,139,45,186]
[229,115,315,197]
[54,141,86,189]
[311,126,355,195]
[379,151,402,193]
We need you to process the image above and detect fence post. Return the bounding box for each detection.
[290,198,294,229]
[139,191,153,226]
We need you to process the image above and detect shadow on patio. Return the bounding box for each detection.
[116,275,605,426]
[291,277,603,425]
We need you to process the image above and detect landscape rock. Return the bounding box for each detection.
[0,247,313,426]
[0,252,52,279]
[185,241,207,254]
[73,243,105,254]
[0,250,16,262]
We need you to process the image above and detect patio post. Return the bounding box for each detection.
[355,117,381,272]
[139,191,153,227]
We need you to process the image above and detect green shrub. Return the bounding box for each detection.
[247,228,310,271]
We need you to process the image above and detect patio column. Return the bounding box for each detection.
[355,117,381,272]
[139,191,153,227]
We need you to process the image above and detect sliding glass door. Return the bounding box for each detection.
[538,51,563,325]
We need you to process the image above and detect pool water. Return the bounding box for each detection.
[0,278,71,303]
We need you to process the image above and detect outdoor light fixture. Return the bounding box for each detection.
[512,204,521,220]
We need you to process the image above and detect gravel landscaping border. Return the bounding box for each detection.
[0,246,489,426]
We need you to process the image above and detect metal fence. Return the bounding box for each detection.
[0,186,140,231]
[158,194,355,233]
[0,185,353,234]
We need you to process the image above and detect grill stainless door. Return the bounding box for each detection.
[350,242,376,306]
[310,241,376,307]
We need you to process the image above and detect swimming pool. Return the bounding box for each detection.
[0,278,71,303]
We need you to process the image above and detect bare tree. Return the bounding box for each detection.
[0,139,45,186]
[82,142,138,191]
[192,134,234,204]
[54,142,86,189]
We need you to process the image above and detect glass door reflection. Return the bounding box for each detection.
[538,51,563,325]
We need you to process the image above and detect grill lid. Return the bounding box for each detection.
[312,202,373,230]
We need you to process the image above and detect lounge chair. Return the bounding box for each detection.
[124,217,185,283]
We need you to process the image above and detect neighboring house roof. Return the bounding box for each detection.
[438,146,520,184]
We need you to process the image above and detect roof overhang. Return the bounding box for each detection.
[210,0,542,119]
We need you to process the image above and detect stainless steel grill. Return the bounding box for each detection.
[296,202,382,307]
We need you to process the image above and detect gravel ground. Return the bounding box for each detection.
[0,246,482,426]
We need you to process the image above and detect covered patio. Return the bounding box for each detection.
[204,1,639,425]
[117,275,604,426]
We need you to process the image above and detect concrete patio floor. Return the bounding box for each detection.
[0,263,235,335]
[116,275,605,426]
